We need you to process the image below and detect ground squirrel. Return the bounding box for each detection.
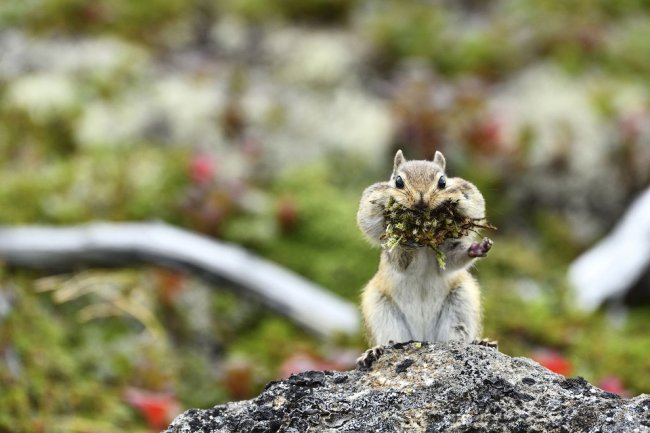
[357,150,494,367]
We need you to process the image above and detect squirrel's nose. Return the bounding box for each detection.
[415,194,427,210]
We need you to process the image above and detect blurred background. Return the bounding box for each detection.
[1,0,650,431]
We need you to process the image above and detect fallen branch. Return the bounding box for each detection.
[569,186,650,310]
[0,222,360,339]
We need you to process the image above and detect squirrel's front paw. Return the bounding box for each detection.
[468,237,493,258]
[356,346,384,370]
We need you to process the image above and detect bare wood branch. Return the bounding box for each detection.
[0,222,361,339]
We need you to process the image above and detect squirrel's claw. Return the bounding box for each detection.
[356,346,384,370]
[468,237,493,258]
[472,338,499,350]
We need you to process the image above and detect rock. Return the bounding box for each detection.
[165,341,650,433]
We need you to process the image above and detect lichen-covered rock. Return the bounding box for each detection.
[165,341,650,433]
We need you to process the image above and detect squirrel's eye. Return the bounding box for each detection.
[395,176,405,189]
[438,175,446,189]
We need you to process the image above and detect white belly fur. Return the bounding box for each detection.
[389,248,457,341]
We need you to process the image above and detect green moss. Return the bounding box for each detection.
[0,148,189,224]
[2,0,193,43]
[363,4,446,69]
[381,197,495,268]
[217,0,354,24]
[223,163,378,300]
[533,210,583,263]
[477,235,650,395]
[0,273,150,432]
[230,316,311,374]
[363,3,520,78]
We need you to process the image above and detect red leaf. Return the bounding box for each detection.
[531,350,572,376]
[276,197,299,233]
[124,387,180,431]
[222,359,253,400]
[597,375,629,397]
[154,268,185,304]
[465,115,505,155]
[189,153,216,186]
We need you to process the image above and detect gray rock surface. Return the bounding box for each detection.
[165,341,650,433]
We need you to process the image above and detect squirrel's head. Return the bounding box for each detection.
[388,149,451,211]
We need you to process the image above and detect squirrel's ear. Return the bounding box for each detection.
[393,149,405,174]
[433,151,446,172]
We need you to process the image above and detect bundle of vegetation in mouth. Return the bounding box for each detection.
[381,197,496,268]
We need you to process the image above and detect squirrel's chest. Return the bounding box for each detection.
[389,249,451,332]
